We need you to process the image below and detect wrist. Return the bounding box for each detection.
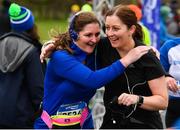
[137,96,144,106]
[120,58,130,68]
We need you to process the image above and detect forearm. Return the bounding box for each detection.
[53,51,126,89]
[139,95,168,111]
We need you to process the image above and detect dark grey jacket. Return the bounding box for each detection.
[0,32,45,128]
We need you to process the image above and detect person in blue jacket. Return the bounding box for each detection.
[34,11,151,129]
[0,3,46,128]
[160,38,180,128]
[160,5,176,46]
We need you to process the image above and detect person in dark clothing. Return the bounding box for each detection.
[0,3,46,128]
[0,0,11,36]
[99,5,167,129]
[40,5,168,129]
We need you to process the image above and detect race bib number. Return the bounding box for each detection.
[56,101,87,116]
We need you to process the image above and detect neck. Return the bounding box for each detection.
[116,39,135,58]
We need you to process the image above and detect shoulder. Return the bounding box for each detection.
[2,33,35,48]
[160,38,180,54]
[135,44,160,65]
[51,50,75,62]
[0,35,36,57]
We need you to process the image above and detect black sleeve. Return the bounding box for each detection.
[137,51,166,81]
[24,48,44,111]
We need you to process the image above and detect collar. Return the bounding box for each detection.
[70,41,87,62]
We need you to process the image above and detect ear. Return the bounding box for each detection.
[129,25,136,35]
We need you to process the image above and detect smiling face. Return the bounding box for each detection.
[76,23,100,54]
[105,15,135,49]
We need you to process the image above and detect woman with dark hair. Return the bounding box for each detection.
[99,5,167,129]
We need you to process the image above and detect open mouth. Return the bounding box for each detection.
[109,36,119,42]
[87,42,96,47]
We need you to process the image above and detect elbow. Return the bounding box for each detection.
[164,99,169,110]
[160,98,168,110]
[160,102,168,110]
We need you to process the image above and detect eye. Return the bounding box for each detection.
[112,27,120,31]
[105,26,110,31]
[85,33,92,37]
[95,32,100,37]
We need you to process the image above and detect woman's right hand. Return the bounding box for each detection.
[40,40,56,63]
[120,46,151,67]
[166,76,179,92]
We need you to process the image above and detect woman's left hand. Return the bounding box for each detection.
[117,93,139,106]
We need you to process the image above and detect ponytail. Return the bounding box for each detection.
[53,32,73,54]
[133,23,143,42]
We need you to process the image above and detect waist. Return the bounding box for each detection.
[41,101,89,128]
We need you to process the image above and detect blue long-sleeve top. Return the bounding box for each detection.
[160,38,180,99]
[34,42,125,128]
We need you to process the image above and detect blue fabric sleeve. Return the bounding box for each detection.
[50,50,125,89]
[160,41,171,72]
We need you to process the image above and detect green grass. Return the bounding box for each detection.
[36,19,68,44]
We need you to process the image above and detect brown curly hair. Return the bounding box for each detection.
[51,11,100,54]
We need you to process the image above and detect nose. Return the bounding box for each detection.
[106,29,113,37]
[91,35,99,43]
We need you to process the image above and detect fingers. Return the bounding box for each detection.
[118,93,139,106]
[136,46,151,52]
[44,40,55,45]
[40,50,46,63]
[40,43,55,63]
[133,46,151,57]
[166,77,179,92]
[168,81,178,92]
[119,46,152,67]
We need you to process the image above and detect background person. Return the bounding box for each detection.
[160,38,180,128]
[0,0,11,36]
[160,5,177,46]
[0,3,46,128]
[68,4,80,23]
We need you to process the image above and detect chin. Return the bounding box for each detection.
[111,43,119,48]
[110,41,118,47]
[85,48,94,54]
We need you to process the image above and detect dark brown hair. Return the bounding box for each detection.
[52,12,100,54]
[105,5,143,41]
[26,24,40,41]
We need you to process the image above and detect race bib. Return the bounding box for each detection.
[56,101,87,116]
